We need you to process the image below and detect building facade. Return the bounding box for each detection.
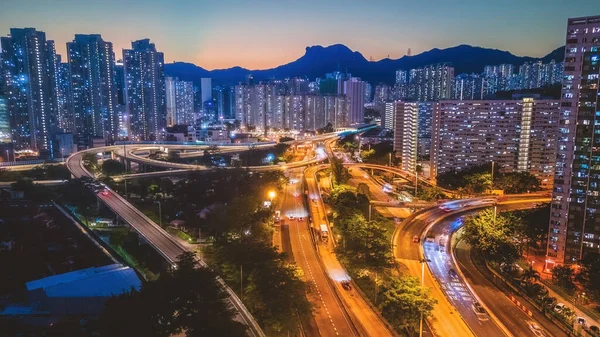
[343,77,365,125]
[123,39,166,141]
[547,16,600,265]
[1,28,57,154]
[67,34,118,148]
[430,98,560,187]
[234,82,350,131]
[393,101,418,173]
[165,77,194,127]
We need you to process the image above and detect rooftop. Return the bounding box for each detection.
[26,264,142,298]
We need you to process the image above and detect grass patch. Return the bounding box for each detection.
[167,227,197,244]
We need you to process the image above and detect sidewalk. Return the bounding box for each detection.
[528,253,600,331]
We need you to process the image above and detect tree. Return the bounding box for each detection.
[462,209,521,265]
[495,172,541,193]
[552,265,575,289]
[379,276,437,336]
[576,252,600,298]
[82,152,98,171]
[330,156,350,185]
[99,252,247,337]
[521,266,541,285]
[101,159,125,176]
[513,203,550,250]
[167,151,180,161]
[211,242,312,334]
[356,182,370,198]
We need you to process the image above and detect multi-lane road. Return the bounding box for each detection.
[282,167,356,337]
[304,165,394,337]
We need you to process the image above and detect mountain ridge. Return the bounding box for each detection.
[165,44,565,86]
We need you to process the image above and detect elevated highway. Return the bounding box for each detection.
[66,149,265,337]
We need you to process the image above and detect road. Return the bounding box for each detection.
[394,196,547,337]
[282,167,355,337]
[437,204,576,337]
[65,150,265,337]
[305,165,394,337]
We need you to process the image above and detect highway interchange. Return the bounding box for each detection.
[57,133,573,337]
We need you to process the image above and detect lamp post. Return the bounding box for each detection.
[154,201,162,227]
[268,190,276,204]
[419,258,426,337]
[491,161,495,188]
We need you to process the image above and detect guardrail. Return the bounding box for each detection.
[0,158,65,167]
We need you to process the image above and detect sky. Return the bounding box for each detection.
[0,0,597,70]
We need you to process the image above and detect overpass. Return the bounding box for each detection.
[65,149,265,337]
[344,163,458,196]
[369,200,437,208]
[62,132,342,336]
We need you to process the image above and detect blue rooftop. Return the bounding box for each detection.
[26,264,142,298]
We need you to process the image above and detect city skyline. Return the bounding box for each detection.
[0,0,596,70]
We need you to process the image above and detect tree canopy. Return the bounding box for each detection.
[99,252,247,337]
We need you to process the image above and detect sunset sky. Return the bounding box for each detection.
[0,0,596,70]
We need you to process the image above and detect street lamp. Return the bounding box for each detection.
[154,201,162,227]
[419,258,427,337]
[268,190,276,203]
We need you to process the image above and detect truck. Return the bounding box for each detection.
[319,224,329,241]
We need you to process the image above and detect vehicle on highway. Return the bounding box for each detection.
[554,303,565,313]
[472,302,489,320]
[527,321,546,337]
[577,317,587,327]
[101,190,109,196]
[448,268,458,280]
[413,235,420,243]
[298,217,303,222]
[341,280,352,290]
[319,224,329,242]
[425,235,435,243]
[288,215,295,220]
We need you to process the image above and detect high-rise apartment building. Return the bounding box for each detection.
[1,28,57,154]
[123,39,166,141]
[0,94,9,144]
[453,74,484,100]
[417,102,435,160]
[374,84,391,105]
[430,98,560,187]
[383,102,395,130]
[165,77,194,127]
[67,34,118,148]
[234,82,350,131]
[55,58,72,133]
[393,101,418,173]
[200,78,212,108]
[364,82,372,103]
[407,64,454,101]
[547,16,600,266]
[343,77,365,125]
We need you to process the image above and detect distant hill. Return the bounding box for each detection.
[165,44,565,86]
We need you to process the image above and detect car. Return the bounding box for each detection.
[576,317,587,327]
[554,303,565,313]
[101,190,109,196]
[413,235,420,243]
[288,215,295,220]
[298,217,303,222]
[472,302,489,320]
[527,321,546,337]
[425,236,435,243]
[341,281,352,290]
